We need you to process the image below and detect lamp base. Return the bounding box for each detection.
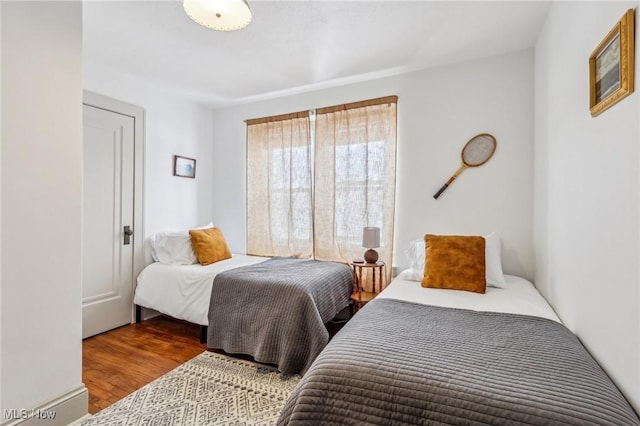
[364,249,379,264]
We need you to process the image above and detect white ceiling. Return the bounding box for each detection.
[83,1,551,108]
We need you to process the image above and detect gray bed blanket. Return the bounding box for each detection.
[207,257,352,374]
[279,298,640,425]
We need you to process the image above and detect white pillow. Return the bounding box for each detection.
[483,232,507,288]
[149,223,213,265]
[404,238,426,281]
[404,233,507,288]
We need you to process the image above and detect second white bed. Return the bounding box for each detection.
[134,254,269,325]
[376,270,560,323]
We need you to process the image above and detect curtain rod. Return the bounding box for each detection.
[316,95,398,115]
[245,95,398,126]
[245,110,309,126]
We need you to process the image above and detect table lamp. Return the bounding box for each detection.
[362,227,380,264]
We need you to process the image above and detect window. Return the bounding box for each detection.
[246,96,397,277]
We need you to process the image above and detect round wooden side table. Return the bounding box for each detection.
[349,260,386,316]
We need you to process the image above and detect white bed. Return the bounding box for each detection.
[377,269,560,322]
[278,271,640,426]
[278,236,640,424]
[134,254,269,325]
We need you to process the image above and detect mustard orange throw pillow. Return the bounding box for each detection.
[421,234,486,294]
[189,227,232,265]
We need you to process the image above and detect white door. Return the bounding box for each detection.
[82,104,135,338]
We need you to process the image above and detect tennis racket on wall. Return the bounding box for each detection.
[433,133,497,199]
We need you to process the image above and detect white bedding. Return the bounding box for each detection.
[377,270,561,323]
[134,254,269,325]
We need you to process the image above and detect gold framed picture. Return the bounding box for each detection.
[589,9,635,117]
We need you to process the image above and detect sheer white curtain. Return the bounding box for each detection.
[245,97,397,284]
[246,113,313,258]
[313,98,397,283]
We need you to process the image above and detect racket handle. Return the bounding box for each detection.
[433,183,449,199]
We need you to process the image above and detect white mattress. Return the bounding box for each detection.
[377,270,561,323]
[134,254,269,325]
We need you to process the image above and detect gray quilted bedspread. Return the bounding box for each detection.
[278,298,640,425]
[207,257,353,374]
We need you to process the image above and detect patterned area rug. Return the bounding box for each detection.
[81,351,301,426]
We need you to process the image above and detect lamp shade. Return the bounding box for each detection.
[362,227,380,249]
[183,0,252,31]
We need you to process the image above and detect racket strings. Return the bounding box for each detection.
[462,137,495,166]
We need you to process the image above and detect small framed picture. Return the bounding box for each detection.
[589,9,635,117]
[173,155,196,179]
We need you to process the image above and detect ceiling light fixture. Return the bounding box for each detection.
[183,0,252,31]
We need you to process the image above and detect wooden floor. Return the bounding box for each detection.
[82,316,206,414]
[83,314,347,414]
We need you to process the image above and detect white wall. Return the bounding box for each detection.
[83,63,215,241]
[534,1,640,411]
[211,50,535,279]
[1,2,87,424]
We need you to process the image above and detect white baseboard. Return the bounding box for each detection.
[1,385,88,426]
[67,414,91,425]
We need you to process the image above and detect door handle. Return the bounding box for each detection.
[123,225,133,245]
